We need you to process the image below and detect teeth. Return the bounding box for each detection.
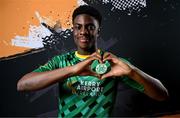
[80,39,88,43]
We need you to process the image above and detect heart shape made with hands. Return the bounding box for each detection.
[91,60,111,75]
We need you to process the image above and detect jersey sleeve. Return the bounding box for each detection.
[120,76,144,92]
[33,56,60,72]
[118,58,144,92]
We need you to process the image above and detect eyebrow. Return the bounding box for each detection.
[74,23,95,26]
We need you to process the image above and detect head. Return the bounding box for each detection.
[72,5,102,54]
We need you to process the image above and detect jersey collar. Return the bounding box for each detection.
[75,49,101,60]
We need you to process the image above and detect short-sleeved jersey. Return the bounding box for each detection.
[33,51,144,117]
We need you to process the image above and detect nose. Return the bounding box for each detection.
[80,26,88,35]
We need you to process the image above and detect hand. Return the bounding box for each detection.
[71,52,102,78]
[101,52,132,79]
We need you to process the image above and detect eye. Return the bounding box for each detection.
[87,25,95,31]
[73,24,81,30]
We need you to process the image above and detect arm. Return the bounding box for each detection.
[127,65,169,101]
[101,52,169,101]
[17,53,101,91]
[17,66,73,91]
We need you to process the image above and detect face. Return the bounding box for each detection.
[73,14,100,53]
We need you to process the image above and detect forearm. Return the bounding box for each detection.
[128,65,169,101]
[17,66,73,91]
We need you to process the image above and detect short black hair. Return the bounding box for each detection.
[72,5,102,25]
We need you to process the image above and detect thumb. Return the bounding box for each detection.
[91,72,101,79]
[82,70,101,79]
[101,72,113,80]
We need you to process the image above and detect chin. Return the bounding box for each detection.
[79,44,90,49]
[80,46,90,50]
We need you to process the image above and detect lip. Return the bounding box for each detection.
[79,37,89,43]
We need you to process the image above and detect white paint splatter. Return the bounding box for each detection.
[12,24,52,48]
[77,0,88,6]
[11,11,53,49]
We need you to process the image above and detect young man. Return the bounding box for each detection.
[17,5,168,117]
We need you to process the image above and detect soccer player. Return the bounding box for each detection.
[17,5,168,117]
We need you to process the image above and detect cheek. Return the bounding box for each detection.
[73,31,78,42]
[91,32,99,39]
[73,30,78,37]
[73,33,79,46]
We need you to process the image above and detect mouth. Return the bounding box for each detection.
[79,37,90,43]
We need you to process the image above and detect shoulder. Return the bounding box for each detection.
[52,51,76,61]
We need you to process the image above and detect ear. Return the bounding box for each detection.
[97,28,101,35]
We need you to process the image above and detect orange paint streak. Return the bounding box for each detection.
[0,0,78,58]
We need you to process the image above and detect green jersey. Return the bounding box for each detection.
[33,51,144,117]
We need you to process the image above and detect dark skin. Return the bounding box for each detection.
[73,14,100,55]
[17,14,168,101]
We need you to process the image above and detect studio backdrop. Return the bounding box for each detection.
[0,0,180,116]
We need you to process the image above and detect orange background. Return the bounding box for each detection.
[0,0,78,58]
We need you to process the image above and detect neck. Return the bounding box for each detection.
[77,47,97,55]
[75,49,101,60]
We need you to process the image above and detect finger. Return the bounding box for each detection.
[92,72,101,79]
[103,52,110,59]
[86,66,102,78]
[90,52,101,59]
[103,56,117,64]
[101,72,114,80]
[103,53,113,62]
[80,71,101,78]
[104,55,123,65]
[84,55,100,64]
[90,54,103,63]
[93,51,104,63]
